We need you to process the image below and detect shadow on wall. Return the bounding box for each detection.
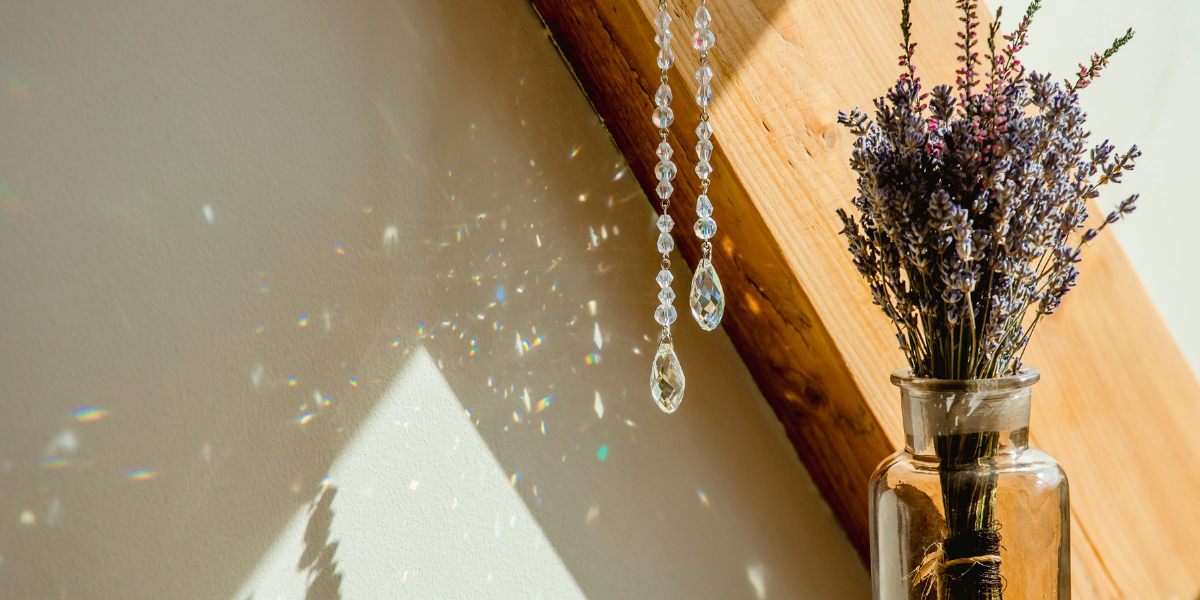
[0,0,867,598]
[299,487,343,600]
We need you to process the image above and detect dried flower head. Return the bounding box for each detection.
[837,0,1139,379]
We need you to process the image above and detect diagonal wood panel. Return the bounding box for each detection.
[530,0,1200,597]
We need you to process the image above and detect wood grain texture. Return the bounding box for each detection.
[531,0,1200,596]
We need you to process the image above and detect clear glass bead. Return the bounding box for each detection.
[692,28,715,51]
[654,304,678,326]
[655,28,672,48]
[695,83,712,107]
[656,180,673,199]
[655,160,677,182]
[697,139,713,162]
[694,5,712,29]
[657,231,674,254]
[689,258,724,331]
[658,286,676,305]
[695,160,713,179]
[696,119,713,140]
[656,213,674,232]
[654,9,671,30]
[694,217,717,239]
[656,268,674,288]
[657,46,674,70]
[655,83,672,108]
[650,341,685,413]
[652,106,674,128]
[696,194,713,217]
[656,141,673,160]
[695,64,713,85]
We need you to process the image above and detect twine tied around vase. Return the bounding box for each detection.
[910,541,1003,599]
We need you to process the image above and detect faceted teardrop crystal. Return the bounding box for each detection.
[696,139,713,162]
[650,342,685,413]
[652,106,674,128]
[695,160,713,179]
[696,194,713,217]
[694,5,712,29]
[692,28,715,51]
[689,258,725,331]
[696,119,713,140]
[695,64,713,85]
[655,83,672,108]
[656,213,674,232]
[695,83,712,108]
[657,231,674,254]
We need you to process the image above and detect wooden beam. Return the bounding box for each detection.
[530,0,1200,597]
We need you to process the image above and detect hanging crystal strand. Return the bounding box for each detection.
[649,1,684,414]
[688,0,725,332]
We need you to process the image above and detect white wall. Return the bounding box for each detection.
[0,0,868,598]
[990,0,1200,374]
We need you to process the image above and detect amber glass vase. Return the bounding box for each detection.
[869,368,1069,599]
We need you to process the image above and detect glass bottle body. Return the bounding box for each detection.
[869,369,1069,599]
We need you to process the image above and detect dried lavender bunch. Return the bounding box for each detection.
[840,3,1138,599]
[837,0,1140,381]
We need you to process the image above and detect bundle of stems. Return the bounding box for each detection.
[836,1,1138,597]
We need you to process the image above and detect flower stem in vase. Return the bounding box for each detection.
[936,432,1003,599]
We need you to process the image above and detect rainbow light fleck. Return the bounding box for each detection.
[125,469,157,481]
[585,353,601,365]
[254,324,265,334]
[349,377,357,387]
[510,472,520,486]
[288,376,297,386]
[298,315,309,327]
[72,406,109,422]
[41,457,76,470]
[535,394,555,413]
[321,475,333,487]
[296,412,314,425]
[597,444,609,461]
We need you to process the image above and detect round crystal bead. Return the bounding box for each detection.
[696,120,713,140]
[696,194,713,217]
[655,29,672,48]
[695,160,713,180]
[655,160,677,182]
[695,83,712,108]
[654,304,678,326]
[656,269,674,288]
[697,139,713,162]
[655,83,672,108]
[652,106,674,128]
[694,5,712,29]
[657,47,674,70]
[694,217,717,239]
[657,231,675,254]
[656,141,673,160]
[656,180,674,199]
[695,65,713,85]
[658,286,676,305]
[656,213,675,232]
[692,28,715,51]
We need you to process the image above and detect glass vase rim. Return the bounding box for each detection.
[890,366,1041,392]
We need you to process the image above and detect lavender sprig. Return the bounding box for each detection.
[836,0,1138,380]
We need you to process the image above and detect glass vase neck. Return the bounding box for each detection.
[892,367,1040,458]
